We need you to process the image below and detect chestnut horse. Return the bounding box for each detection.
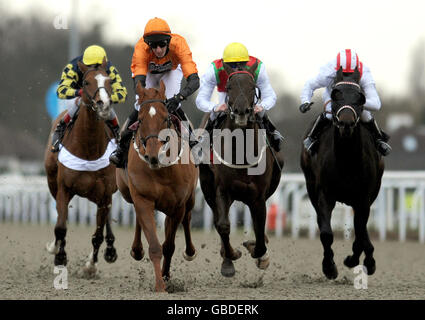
[198,62,284,277]
[116,81,198,292]
[300,67,384,279]
[44,59,118,275]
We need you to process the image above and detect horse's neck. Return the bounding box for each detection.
[65,106,108,160]
[333,126,363,164]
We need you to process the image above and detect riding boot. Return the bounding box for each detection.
[363,119,392,156]
[174,108,199,149]
[51,119,67,153]
[262,113,284,151]
[106,120,121,140]
[303,113,331,155]
[109,109,138,168]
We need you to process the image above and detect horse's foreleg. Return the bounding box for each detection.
[162,210,184,280]
[315,193,338,279]
[345,205,375,275]
[47,187,72,266]
[243,200,269,270]
[104,211,118,264]
[213,189,241,277]
[134,197,166,293]
[84,205,109,276]
[131,221,144,261]
[182,208,197,261]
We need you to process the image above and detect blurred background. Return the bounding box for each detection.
[1,0,424,173]
[0,0,424,241]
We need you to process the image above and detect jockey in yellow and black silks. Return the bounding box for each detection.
[51,45,127,152]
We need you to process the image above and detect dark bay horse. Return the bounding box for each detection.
[199,62,284,277]
[300,67,384,279]
[116,81,198,292]
[44,59,118,275]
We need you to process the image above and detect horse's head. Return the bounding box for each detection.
[134,81,170,169]
[223,61,258,127]
[330,67,365,138]
[77,58,112,120]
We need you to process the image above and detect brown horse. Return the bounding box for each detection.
[198,63,284,277]
[116,81,198,292]
[44,59,118,275]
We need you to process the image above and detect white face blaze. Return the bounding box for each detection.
[94,74,111,107]
[149,106,156,118]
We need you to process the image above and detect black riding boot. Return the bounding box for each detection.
[51,119,67,153]
[303,113,331,155]
[363,119,392,156]
[109,109,138,168]
[106,120,120,140]
[262,113,284,151]
[174,108,199,149]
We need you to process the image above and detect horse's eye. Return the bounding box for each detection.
[83,80,89,86]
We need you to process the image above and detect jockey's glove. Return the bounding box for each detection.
[299,102,314,113]
[166,94,185,113]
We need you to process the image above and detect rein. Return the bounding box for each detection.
[132,99,184,167]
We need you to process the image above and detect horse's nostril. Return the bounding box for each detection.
[144,155,149,161]
[245,108,250,114]
[150,157,159,165]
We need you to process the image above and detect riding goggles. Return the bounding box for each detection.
[148,41,168,49]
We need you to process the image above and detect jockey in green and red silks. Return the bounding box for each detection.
[51,45,127,153]
[196,42,283,151]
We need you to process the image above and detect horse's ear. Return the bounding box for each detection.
[101,57,107,70]
[223,61,233,75]
[248,61,258,77]
[159,80,166,97]
[335,66,344,82]
[352,67,361,83]
[78,60,88,74]
[136,81,145,99]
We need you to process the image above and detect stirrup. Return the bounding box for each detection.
[303,136,317,155]
[377,140,391,156]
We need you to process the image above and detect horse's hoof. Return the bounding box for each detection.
[130,248,144,261]
[183,249,197,261]
[221,258,236,277]
[46,240,59,255]
[364,257,376,275]
[243,240,256,255]
[104,247,118,263]
[322,260,338,280]
[255,251,270,270]
[54,253,67,266]
[83,261,97,277]
[343,255,360,269]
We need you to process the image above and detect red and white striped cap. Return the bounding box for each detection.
[336,49,363,76]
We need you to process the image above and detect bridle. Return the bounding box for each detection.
[81,68,111,111]
[332,81,363,129]
[225,70,261,121]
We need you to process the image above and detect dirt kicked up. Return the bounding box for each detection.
[0,223,424,300]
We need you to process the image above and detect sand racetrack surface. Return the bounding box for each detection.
[0,222,424,300]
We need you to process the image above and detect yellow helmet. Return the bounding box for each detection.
[222,42,249,63]
[82,45,107,65]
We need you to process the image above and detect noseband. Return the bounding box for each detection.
[332,81,363,128]
[225,71,260,120]
[81,68,111,110]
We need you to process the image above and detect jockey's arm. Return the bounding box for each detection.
[175,36,199,101]
[360,67,381,112]
[108,65,128,104]
[195,64,219,113]
[300,60,336,105]
[255,64,276,111]
[179,73,200,100]
[57,63,80,99]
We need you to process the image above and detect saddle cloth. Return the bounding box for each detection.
[58,139,117,171]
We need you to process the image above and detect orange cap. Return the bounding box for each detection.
[143,17,171,38]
